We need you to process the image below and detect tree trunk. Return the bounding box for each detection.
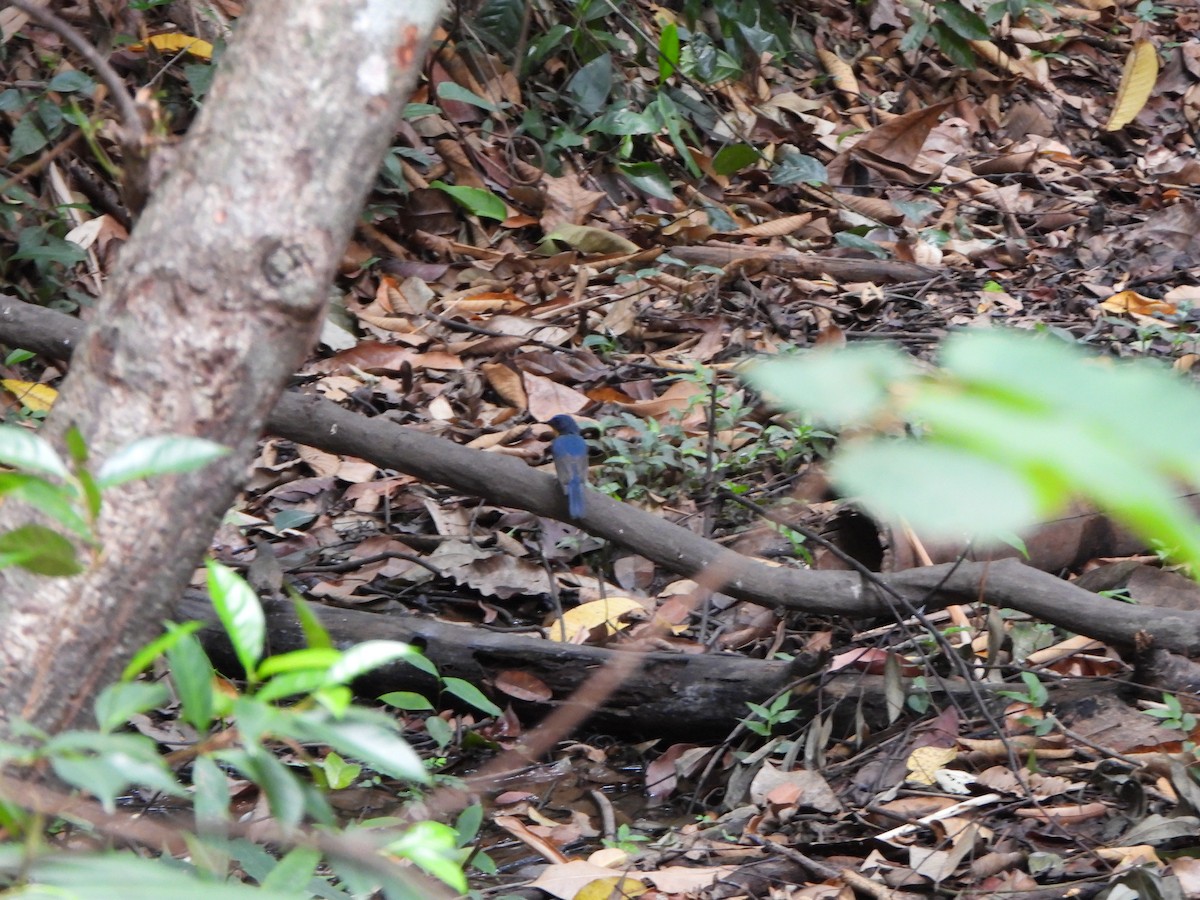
[0,0,442,736]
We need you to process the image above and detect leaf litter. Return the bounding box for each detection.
[6,0,1200,894]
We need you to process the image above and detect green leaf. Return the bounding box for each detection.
[48,71,95,93]
[206,560,265,678]
[435,81,500,112]
[191,755,231,831]
[930,22,977,68]
[658,22,680,80]
[96,435,228,488]
[0,524,82,576]
[0,472,90,539]
[680,36,741,83]
[318,751,361,790]
[63,426,88,465]
[748,345,916,428]
[93,682,169,733]
[385,822,467,892]
[166,628,216,731]
[17,851,301,899]
[254,669,330,703]
[121,619,205,681]
[618,162,675,201]
[260,846,321,893]
[48,736,182,812]
[585,103,657,136]
[257,647,342,679]
[566,52,613,115]
[9,227,86,267]
[834,232,888,258]
[771,150,828,186]
[473,0,526,53]
[0,425,70,479]
[271,508,314,531]
[713,143,758,175]
[831,440,1042,539]
[289,588,334,650]
[325,640,426,686]
[221,748,306,829]
[429,181,507,221]
[442,677,502,716]
[934,1,992,39]
[379,691,435,711]
[8,115,47,161]
[455,803,484,844]
[289,712,429,783]
[77,467,102,520]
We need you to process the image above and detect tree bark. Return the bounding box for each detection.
[0,0,442,735]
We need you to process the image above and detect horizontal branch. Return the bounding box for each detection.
[4,294,1200,656]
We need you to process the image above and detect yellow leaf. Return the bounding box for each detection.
[1100,289,1177,318]
[1,380,56,413]
[906,746,958,785]
[1104,39,1157,132]
[131,33,214,60]
[574,876,646,900]
[547,596,646,642]
[541,225,639,255]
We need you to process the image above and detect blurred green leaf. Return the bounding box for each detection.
[0,524,81,576]
[0,425,70,479]
[93,682,170,733]
[96,435,228,488]
[749,345,916,428]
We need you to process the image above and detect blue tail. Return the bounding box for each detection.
[565,477,586,518]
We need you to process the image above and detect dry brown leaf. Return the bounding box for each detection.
[481,361,528,408]
[523,372,589,421]
[734,213,814,237]
[818,48,859,98]
[494,670,553,702]
[1105,39,1158,132]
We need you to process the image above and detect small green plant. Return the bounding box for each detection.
[1143,692,1198,734]
[743,692,801,737]
[591,384,829,510]
[906,675,932,714]
[997,671,1049,707]
[602,823,650,855]
[0,560,492,896]
[997,671,1055,736]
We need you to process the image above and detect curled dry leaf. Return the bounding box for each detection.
[1105,39,1158,132]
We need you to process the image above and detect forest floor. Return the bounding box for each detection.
[5,0,1200,897]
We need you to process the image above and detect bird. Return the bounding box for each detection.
[547,414,588,519]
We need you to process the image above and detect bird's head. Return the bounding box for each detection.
[547,414,582,436]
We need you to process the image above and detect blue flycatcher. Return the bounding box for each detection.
[548,414,588,518]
